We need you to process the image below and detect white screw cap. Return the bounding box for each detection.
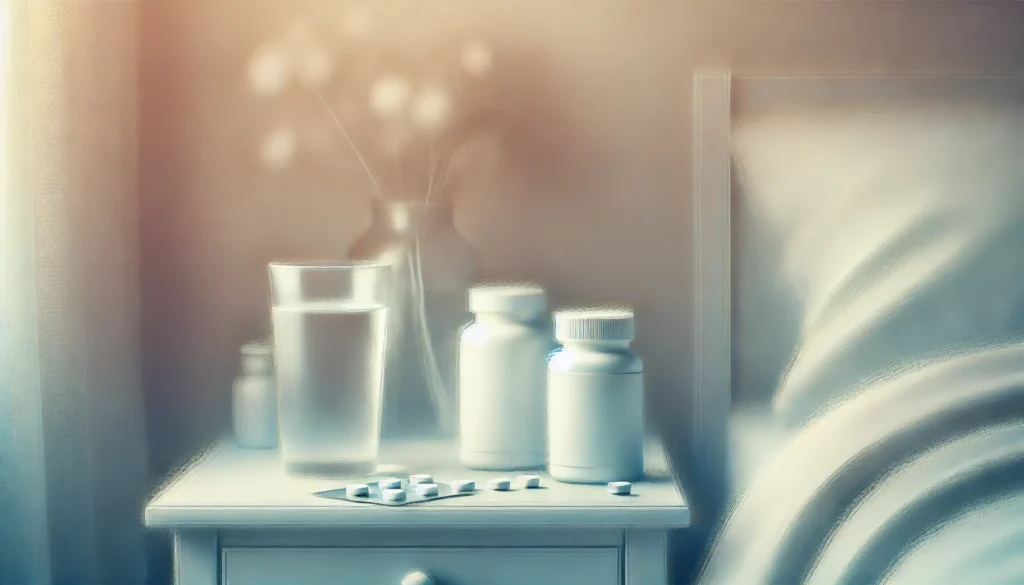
[468,284,547,314]
[554,308,635,342]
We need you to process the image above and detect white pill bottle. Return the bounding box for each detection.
[547,308,644,484]
[232,341,278,449]
[459,284,552,470]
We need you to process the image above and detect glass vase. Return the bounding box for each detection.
[349,200,479,440]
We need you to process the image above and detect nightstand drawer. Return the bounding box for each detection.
[222,546,621,585]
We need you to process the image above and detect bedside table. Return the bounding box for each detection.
[146,437,689,585]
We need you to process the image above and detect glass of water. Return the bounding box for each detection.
[269,261,391,477]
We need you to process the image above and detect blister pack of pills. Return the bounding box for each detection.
[313,476,476,507]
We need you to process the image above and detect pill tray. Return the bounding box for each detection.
[313,479,474,507]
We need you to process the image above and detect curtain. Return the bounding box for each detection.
[0,1,151,584]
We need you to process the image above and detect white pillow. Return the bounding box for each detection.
[732,103,1024,427]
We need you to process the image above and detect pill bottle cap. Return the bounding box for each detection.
[241,341,272,356]
[240,341,273,374]
[468,284,547,314]
[554,308,635,342]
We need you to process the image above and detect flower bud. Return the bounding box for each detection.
[411,86,452,133]
[461,41,493,77]
[247,44,290,95]
[260,127,297,170]
[370,76,411,118]
[298,49,333,87]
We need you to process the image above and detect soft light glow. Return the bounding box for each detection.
[461,41,493,77]
[411,85,452,132]
[369,76,411,118]
[260,127,297,170]
[378,124,413,156]
[248,44,290,95]
[298,48,333,88]
[340,5,372,37]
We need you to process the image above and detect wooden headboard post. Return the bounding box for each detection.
[691,69,733,515]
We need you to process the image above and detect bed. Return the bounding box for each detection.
[690,72,1024,585]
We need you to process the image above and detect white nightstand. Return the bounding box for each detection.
[146,438,689,585]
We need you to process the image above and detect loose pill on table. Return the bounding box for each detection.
[487,478,511,491]
[380,478,402,489]
[415,483,439,497]
[346,483,369,497]
[409,474,434,485]
[451,480,476,493]
[607,481,632,495]
[517,474,541,489]
[382,488,407,502]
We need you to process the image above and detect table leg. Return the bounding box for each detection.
[626,529,668,585]
[173,529,218,585]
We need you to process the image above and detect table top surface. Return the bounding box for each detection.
[145,437,690,529]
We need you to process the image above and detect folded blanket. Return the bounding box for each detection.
[701,344,1024,585]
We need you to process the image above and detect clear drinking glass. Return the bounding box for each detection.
[269,261,391,476]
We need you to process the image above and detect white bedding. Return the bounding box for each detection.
[705,101,1024,585]
[732,103,1024,428]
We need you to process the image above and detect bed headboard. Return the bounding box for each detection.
[689,70,1024,511]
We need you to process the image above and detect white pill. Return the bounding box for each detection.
[409,474,434,485]
[415,483,439,496]
[451,480,476,493]
[382,488,407,502]
[518,475,541,489]
[380,478,402,489]
[607,481,632,495]
[346,483,369,497]
[487,478,512,491]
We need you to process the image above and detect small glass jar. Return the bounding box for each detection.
[459,284,551,470]
[232,341,278,449]
[547,308,644,484]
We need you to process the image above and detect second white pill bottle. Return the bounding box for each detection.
[547,308,644,484]
[459,284,551,470]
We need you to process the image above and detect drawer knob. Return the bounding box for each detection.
[401,570,435,585]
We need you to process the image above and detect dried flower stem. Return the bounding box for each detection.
[408,234,454,432]
[434,135,484,196]
[308,84,383,199]
[425,143,438,203]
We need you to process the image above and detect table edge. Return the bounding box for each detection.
[144,504,691,530]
